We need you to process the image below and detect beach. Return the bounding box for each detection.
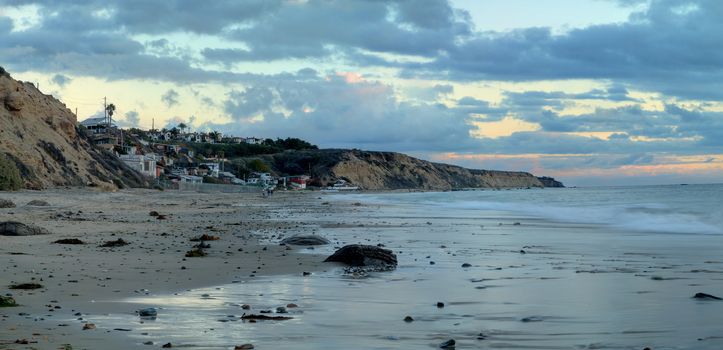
[0,189,329,349]
[2,185,723,349]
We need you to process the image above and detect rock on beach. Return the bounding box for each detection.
[280,235,330,246]
[324,244,397,267]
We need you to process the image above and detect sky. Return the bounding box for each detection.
[1,0,722,187]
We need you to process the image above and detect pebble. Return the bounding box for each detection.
[404,316,414,322]
[138,308,157,317]
[436,302,444,308]
[461,263,471,268]
[439,339,455,348]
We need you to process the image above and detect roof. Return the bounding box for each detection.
[80,116,115,127]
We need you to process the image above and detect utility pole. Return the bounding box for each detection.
[104,97,108,128]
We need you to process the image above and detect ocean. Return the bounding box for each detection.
[94,184,723,349]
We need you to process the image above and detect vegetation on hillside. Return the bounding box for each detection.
[0,153,23,190]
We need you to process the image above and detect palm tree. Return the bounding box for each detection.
[106,103,116,120]
[178,122,187,134]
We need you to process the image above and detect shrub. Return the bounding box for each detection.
[0,154,23,191]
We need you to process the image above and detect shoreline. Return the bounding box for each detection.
[0,188,334,349]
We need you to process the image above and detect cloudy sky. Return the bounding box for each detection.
[1,0,722,186]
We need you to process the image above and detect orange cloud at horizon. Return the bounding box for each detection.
[433,152,723,179]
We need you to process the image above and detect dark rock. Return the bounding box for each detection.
[404,316,414,322]
[240,314,293,321]
[100,238,129,247]
[461,263,472,268]
[185,248,207,257]
[149,211,160,217]
[0,296,17,307]
[0,199,15,208]
[26,200,50,206]
[162,343,172,348]
[138,308,158,317]
[280,235,330,246]
[324,244,397,268]
[439,339,456,348]
[436,302,444,308]
[235,344,254,350]
[190,234,219,242]
[9,283,43,290]
[53,238,85,245]
[82,323,96,330]
[693,292,722,300]
[0,221,50,236]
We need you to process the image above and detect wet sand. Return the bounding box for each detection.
[0,188,329,349]
[90,192,723,349]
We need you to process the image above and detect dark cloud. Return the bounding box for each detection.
[2,0,721,101]
[403,0,723,99]
[161,89,179,108]
[50,74,71,87]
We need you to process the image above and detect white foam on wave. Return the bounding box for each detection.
[430,200,723,235]
[332,191,723,235]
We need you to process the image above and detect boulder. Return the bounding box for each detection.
[0,221,50,236]
[26,200,50,206]
[0,199,15,208]
[281,235,330,246]
[324,244,397,268]
[4,92,23,111]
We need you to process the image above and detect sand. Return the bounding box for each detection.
[0,188,328,350]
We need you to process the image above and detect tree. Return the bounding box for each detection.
[178,122,187,133]
[106,103,116,118]
[248,159,270,173]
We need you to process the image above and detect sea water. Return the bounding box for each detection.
[94,184,723,349]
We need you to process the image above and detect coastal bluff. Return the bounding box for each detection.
[0,68,145,189]
[262,149,564,190]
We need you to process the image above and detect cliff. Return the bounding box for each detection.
[0,68,147,189]
[257,149,563,190]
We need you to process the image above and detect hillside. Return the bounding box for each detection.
[250,149,564,190]
[0,68,146,189]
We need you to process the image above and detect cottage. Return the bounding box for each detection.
[287,175,310,190]
[119,154,157,178]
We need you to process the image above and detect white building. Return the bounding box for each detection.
[119,154,157,178]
